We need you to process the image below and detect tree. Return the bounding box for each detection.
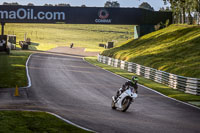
[139,2,154,11]
[3,2,8,5]
[44,4,53,6]
[159,7,171,11]
[66,4,71,7]
[27,3,34,6]
[104,1,112,7]
[56,3,71,7]
[81,5,87,7]
[187,0,200,24]
[112,1,120,7]
[163,0,200,24]
[3,2,19,5]
[164,0,185,23]
[10,2,19,5]
[104,0,120,8]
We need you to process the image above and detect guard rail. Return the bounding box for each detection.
[98,55,200,95]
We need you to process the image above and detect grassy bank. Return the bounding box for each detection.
[0,51,32,88]
[4,23,134,51]
[85,57,200,107]
[0,111,90,133]
[101,24,200,78]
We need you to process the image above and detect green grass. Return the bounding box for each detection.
[0,51,32,88]
[0,111,90,133]
[85,57,200,107]
[84,48,105,52]
[4,23,134,51]
[101,24,200,78]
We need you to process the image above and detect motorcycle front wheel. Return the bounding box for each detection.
[121,97,132,112]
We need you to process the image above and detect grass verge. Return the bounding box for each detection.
[85,56,200,107]
[84,48,104,52]
[0,50,32,88]
[0,111,90,133]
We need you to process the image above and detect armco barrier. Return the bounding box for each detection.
[98,55,200,95]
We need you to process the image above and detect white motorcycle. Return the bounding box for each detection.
[111,87,138,112]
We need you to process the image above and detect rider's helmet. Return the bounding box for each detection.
[132,76,138,83]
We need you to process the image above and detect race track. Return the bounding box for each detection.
[20,47,200,132]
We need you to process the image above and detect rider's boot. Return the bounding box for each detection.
[112,96,117,103]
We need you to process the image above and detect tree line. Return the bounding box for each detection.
[1,1,152,9]
[163,0,200,24]
[2,2,85,7]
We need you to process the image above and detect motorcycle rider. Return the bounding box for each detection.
[114,76,138,101]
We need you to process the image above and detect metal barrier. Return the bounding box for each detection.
[98,55,200,95]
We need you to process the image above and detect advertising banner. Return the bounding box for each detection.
[0,5,172,25]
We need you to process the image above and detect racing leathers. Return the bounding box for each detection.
[115,80,138,100]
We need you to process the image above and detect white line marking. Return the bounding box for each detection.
[83,58,200,110]
[47,112,95,132]
[26,54,32,88]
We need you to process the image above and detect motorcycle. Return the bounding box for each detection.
[111,87,138,112]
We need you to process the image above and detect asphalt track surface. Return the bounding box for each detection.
[1,47,200,133]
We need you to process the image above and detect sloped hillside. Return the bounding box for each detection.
[101,24,200,78]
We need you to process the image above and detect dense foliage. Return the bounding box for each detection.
[163,0,200,24]
[139,2,154,11]
[104,0,120,8]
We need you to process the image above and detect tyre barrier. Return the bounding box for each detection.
[98,54,200,95]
